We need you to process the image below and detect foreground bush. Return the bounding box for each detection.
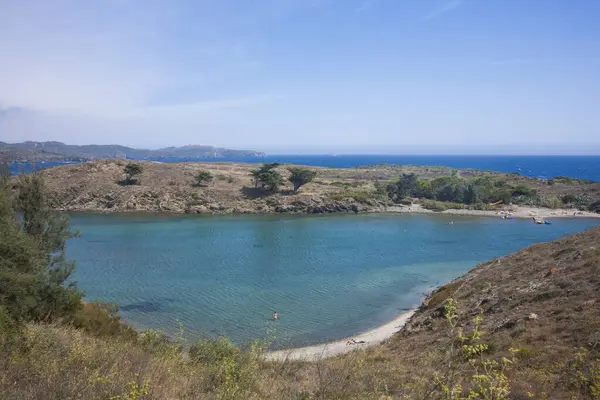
[73,302,138,340]
[2,296,600,399]
[421,199,466,211]
[190,337,240,364]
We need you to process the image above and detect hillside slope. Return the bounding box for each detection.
[38,159,600,215]
[0,141,264,160]
[0,147,84,162]
[299,225,600,399]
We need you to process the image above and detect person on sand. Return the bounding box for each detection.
[273,311,278,320]
[346,338,366,345]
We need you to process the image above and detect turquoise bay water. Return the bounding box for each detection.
[68,213,599,348]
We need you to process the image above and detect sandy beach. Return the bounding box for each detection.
[265,309,417,362]
[385,204,600,219]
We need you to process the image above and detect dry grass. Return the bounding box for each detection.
[37,159,600,214]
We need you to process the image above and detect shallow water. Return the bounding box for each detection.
[67,213,599,347]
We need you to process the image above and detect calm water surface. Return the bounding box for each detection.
[68,213,599,348]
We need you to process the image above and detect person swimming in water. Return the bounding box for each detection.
[273,311,278,320]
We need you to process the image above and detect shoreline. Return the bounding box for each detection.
[381,204,600,220]
[61,204,600,220]
[265,309,417,362]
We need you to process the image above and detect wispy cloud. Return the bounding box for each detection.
[0,0,288,146]
[424,0,463,20]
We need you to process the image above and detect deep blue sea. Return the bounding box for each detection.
[10,154,600,181]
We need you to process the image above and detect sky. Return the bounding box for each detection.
[1,0,599,154]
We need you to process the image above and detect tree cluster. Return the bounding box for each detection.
[249,163,317,194]
[387,173,537,205]
[249,163,284,193]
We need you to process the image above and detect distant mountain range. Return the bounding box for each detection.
[0,141,265,162]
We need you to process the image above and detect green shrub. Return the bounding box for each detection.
[545,196,563,209]
[189,337,240,365]
[329,181,350,187]
[72,302,137,340]
[195,170,213,186]
[0,305,22,348]
[288,167,317,194]
[471,202,494,211]
[216,174,236,183]
[421,200,465,211]
[562,194,578,204]
[329,190,381,204]
[513,195,544,206]
[512,184,537,197]
[123,163,143,185]
[568,347,600,399]
[138,329,181,356]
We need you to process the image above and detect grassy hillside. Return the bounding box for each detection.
[38,159,600,214]
[0,141,264,161]
[2,226,600,399]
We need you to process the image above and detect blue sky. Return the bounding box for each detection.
[0,0,599,154]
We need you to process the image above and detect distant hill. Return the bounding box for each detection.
[0,146,85,163]
[0,141,265,162]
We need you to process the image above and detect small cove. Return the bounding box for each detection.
[67,213,599,348]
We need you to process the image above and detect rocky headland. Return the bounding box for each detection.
[37,159,600,217]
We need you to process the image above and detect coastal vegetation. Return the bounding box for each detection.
[25,159,600,215]
[288,167,317,194]
[249,163,285,193]
[1,172,82,324]
[123,162,143,185]
[382,171,597,213]
[195,170,213,187]
[387,172,525,206]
